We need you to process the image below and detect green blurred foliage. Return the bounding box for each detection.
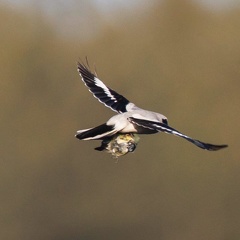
[1,1,239,240]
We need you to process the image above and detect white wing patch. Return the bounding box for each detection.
[94,77,117,102]
[77,62,132,113]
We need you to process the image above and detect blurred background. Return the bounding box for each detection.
[1,0,240,239]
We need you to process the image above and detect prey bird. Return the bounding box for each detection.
[75,62,227,152]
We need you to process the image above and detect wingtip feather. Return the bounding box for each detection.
[206,144,228,151]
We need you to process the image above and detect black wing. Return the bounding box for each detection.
[77,62,131,113]
[128,117,228,151]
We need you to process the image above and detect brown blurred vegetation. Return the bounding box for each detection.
[1,1,240,239]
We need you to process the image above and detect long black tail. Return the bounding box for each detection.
[75,123,114,140]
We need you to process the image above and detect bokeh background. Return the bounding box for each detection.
[1,0,240,239]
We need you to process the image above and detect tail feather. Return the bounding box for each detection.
[75,123,115,140]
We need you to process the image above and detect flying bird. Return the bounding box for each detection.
[75,61,227,152]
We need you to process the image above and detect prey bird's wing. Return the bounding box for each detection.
[128,117,228,151]
[77,62,137,113]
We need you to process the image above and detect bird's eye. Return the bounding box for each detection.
[162,119,168,125]
[128,142,136,152]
